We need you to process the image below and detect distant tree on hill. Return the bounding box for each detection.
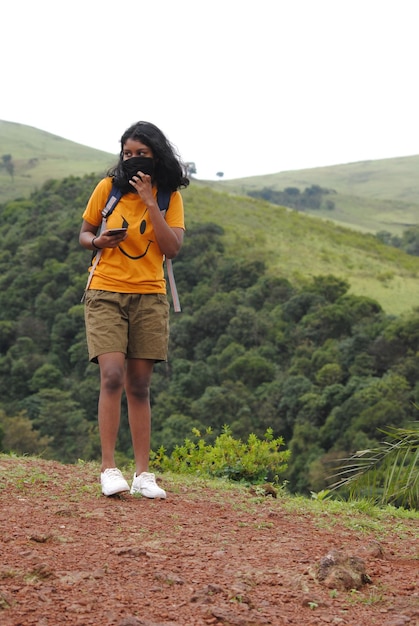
[1,154,14,180]
[400,226,419,256]
[185,162,197,177]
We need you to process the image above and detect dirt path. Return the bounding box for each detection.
[0,457,418,625]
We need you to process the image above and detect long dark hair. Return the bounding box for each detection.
[108,121,189,191]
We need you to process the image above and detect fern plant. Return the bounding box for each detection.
[329,423,418,509]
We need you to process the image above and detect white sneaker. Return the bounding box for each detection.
[130,472,167,499]
[101,468,130,496]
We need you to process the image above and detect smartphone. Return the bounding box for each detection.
[108,228,127,236]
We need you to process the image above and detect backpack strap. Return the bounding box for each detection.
[102,187,123,219]
[82,185,181,312]
[157,189,181,313]
[81,189,122,301]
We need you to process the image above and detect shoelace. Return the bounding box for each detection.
[105,468,123,480]
[141,473,156,485]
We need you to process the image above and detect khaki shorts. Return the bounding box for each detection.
[84,290,170,363]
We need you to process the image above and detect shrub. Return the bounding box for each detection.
[154,426,290,484]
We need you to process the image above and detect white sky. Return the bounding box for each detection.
[1,0,419,180]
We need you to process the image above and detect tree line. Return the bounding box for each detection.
[248,185,336,211]
[377,226,419,257]
[0,174,417,495]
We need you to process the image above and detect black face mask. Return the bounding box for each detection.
[122,156,155,180]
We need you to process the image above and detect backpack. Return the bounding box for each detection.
[81,184,181,312]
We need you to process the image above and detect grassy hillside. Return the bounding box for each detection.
[216,155,419,201]
[0,120,116,203]
[2,120,419,235]
[183,184,419,315]
[207,156,419,235]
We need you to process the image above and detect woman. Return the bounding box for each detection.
[79,121,188,498]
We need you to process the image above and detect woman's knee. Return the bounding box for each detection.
[100,366,125,393]
[126,378,150,400]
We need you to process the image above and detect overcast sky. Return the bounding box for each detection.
[1,0,418,180]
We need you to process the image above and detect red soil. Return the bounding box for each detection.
[0,457,417,626]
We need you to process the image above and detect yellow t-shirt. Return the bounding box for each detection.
[82,177,185,293]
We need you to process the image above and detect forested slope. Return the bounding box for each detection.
[0,175,418,494]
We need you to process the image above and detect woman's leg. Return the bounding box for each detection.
[97,352,126,471]
[124,358,154,475]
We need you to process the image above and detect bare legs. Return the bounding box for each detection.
[97,353,154,474]
[97,352,125,471]
[125,358,154,475]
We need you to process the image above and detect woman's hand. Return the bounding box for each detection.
[79,220,127,251]
[97,229,128,248]
[129,172,155,207]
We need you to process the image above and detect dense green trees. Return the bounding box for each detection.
[0,174,417,496]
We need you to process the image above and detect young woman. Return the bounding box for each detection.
[79,121,188,498]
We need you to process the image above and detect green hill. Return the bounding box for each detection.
[207,156,419,235]
[183,184,419,316]
[0,120,116,203]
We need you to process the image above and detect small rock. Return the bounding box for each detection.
[313,548,372,590]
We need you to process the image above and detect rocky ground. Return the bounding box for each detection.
[0,456,418,626]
